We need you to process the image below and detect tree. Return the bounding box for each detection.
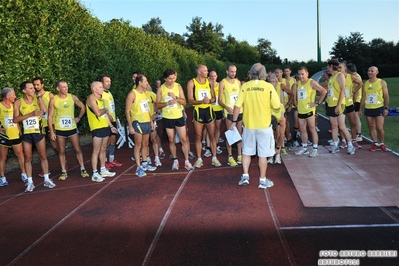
[368,38,396,65]
[169,32,186,47]
[329,32,369,64]
[142,17,169,37]
[257,38,280,64]
[184,16,224,58]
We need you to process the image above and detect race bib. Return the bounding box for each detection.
[366,93,377,104]
[298,89,307,101]
[327,87,334,98]
[345,87,350,98]
[212,96,219,106]
[197,89,210,101]
[60,116,73,129]
[110,102,115,113]
[164,96,176,108]
[4,115,16,128]
[23,117,39,130]
[140,99,150,113]
[229,93,238,105]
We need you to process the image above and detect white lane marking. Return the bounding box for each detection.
[280,223,399,230]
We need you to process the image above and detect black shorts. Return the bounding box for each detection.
[22,133,44,144]
[43,126,50,136]
[132,121,151,135]
[0,137,22,148]
[364,107,384,117]
[92,127,111,138]
[354,102,361,112]
[214,110,224,120]
[193,107,215,124]
[55,128,78,139]
[345,104,355,114]
[162,117,185,129]
[326,103,345,117]
[227,113,243,122]
[298,112,314,120]
[110,121,117,136]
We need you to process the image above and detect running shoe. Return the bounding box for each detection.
[258,178,274,189]
[201,141,206,151]
[238,175,250,186]
[204,149,212,158]
[307,140,313,146]
[81,169,89,178]
[293,141,300,147]
[146,156,152,165]
[295,148,309,155]
[380,144,388,152]
[347,145,356,155]
[369,143,379,152]
[184,161,194,171]
[0,176,9,187]
[105,162,114,170]
[25,182,35,192]
[212,158,222,167]
[154,157,162,167]
[92,172,105,182]
[21,174,28,183]
[172,160,179,170]
[237,156,242,165]
[356,136,363,142]
[339,140,347,149]
[274,154,282,164]
[194,159,203,168]
[188,151,196,160]
[286,142,293,151]
[227,156,238,166]
[281,148,288,156]
[352,141,362,149]
[135,167,147,178]
[38,171,51,178]
[219,138,224,143]
[309,149,318,158]
[100,170,116,177]
[59,172,68,181]
[159,150,166,159]
[110,160,122,167]
[267,157,274,164]
[142,163,157,172]
[329,145,340,154]
[216,146,223,154]
[44,180,56,189]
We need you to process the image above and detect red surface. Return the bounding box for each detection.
[1,110,398,266]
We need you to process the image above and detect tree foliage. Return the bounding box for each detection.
[142,17,169,37]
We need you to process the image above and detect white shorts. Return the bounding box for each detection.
[242,126,275,158]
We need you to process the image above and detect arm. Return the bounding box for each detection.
[47,97,56,141]
[125,91,135,134]
[291,84,298,108]
[187,79,210,105]
[358,84,366,118]
[382,80,390,117]
[218,80,231,114]
[13,99,43,123]
[72,94,86,123]
[309,80,327,107]
[335,73,346,113]
[177,84,187,107]
[86,95,107,117]
[36,95,47,114]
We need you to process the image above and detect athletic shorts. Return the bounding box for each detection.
[55,128,78,139]
[326,103,345,117]
[364,107,384,117]
[110,121,117,136]
[298,112,314,120]
[354,102,361,112]
[92,127,111,138]
[226,113,243,122]
[43,126,50,136]
[22,133,44,144]
[162,117,185,129]
[214,110,224,120]
[132,121,151,135]
[192,107,215,124]
[345,104,355,114]
[0,137,22,148]
[242,126,275,158]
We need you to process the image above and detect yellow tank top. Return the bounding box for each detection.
[160,83,183,119]
[222,78,242,116]
[297,79,316,115]
[53,94,77,131]
[102,90,116,121]
[212,83,223,112]
[146,90,157,116]
[0,103,19,139]
[41,91,51,127]
[20,97,42,134]
[364,79,384,109]
[129,89,151,123]
[326,72,346,107]
[86,98,109,131]
[354,73,362,103]
[344,74,354,106]
[281,81,290,104]
[192,78,211,109]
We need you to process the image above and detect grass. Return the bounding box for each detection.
[318,77,399,153]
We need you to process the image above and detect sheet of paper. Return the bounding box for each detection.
[225,126,242,146]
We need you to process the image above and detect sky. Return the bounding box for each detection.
[79,0,399,62]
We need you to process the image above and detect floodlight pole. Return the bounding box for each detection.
[317,0,321,64]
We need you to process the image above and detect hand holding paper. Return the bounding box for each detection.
[225,126,242,146]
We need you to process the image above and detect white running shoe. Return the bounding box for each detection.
[25,182,35,192]
[44,180,56,189]
[154,157,162,167]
